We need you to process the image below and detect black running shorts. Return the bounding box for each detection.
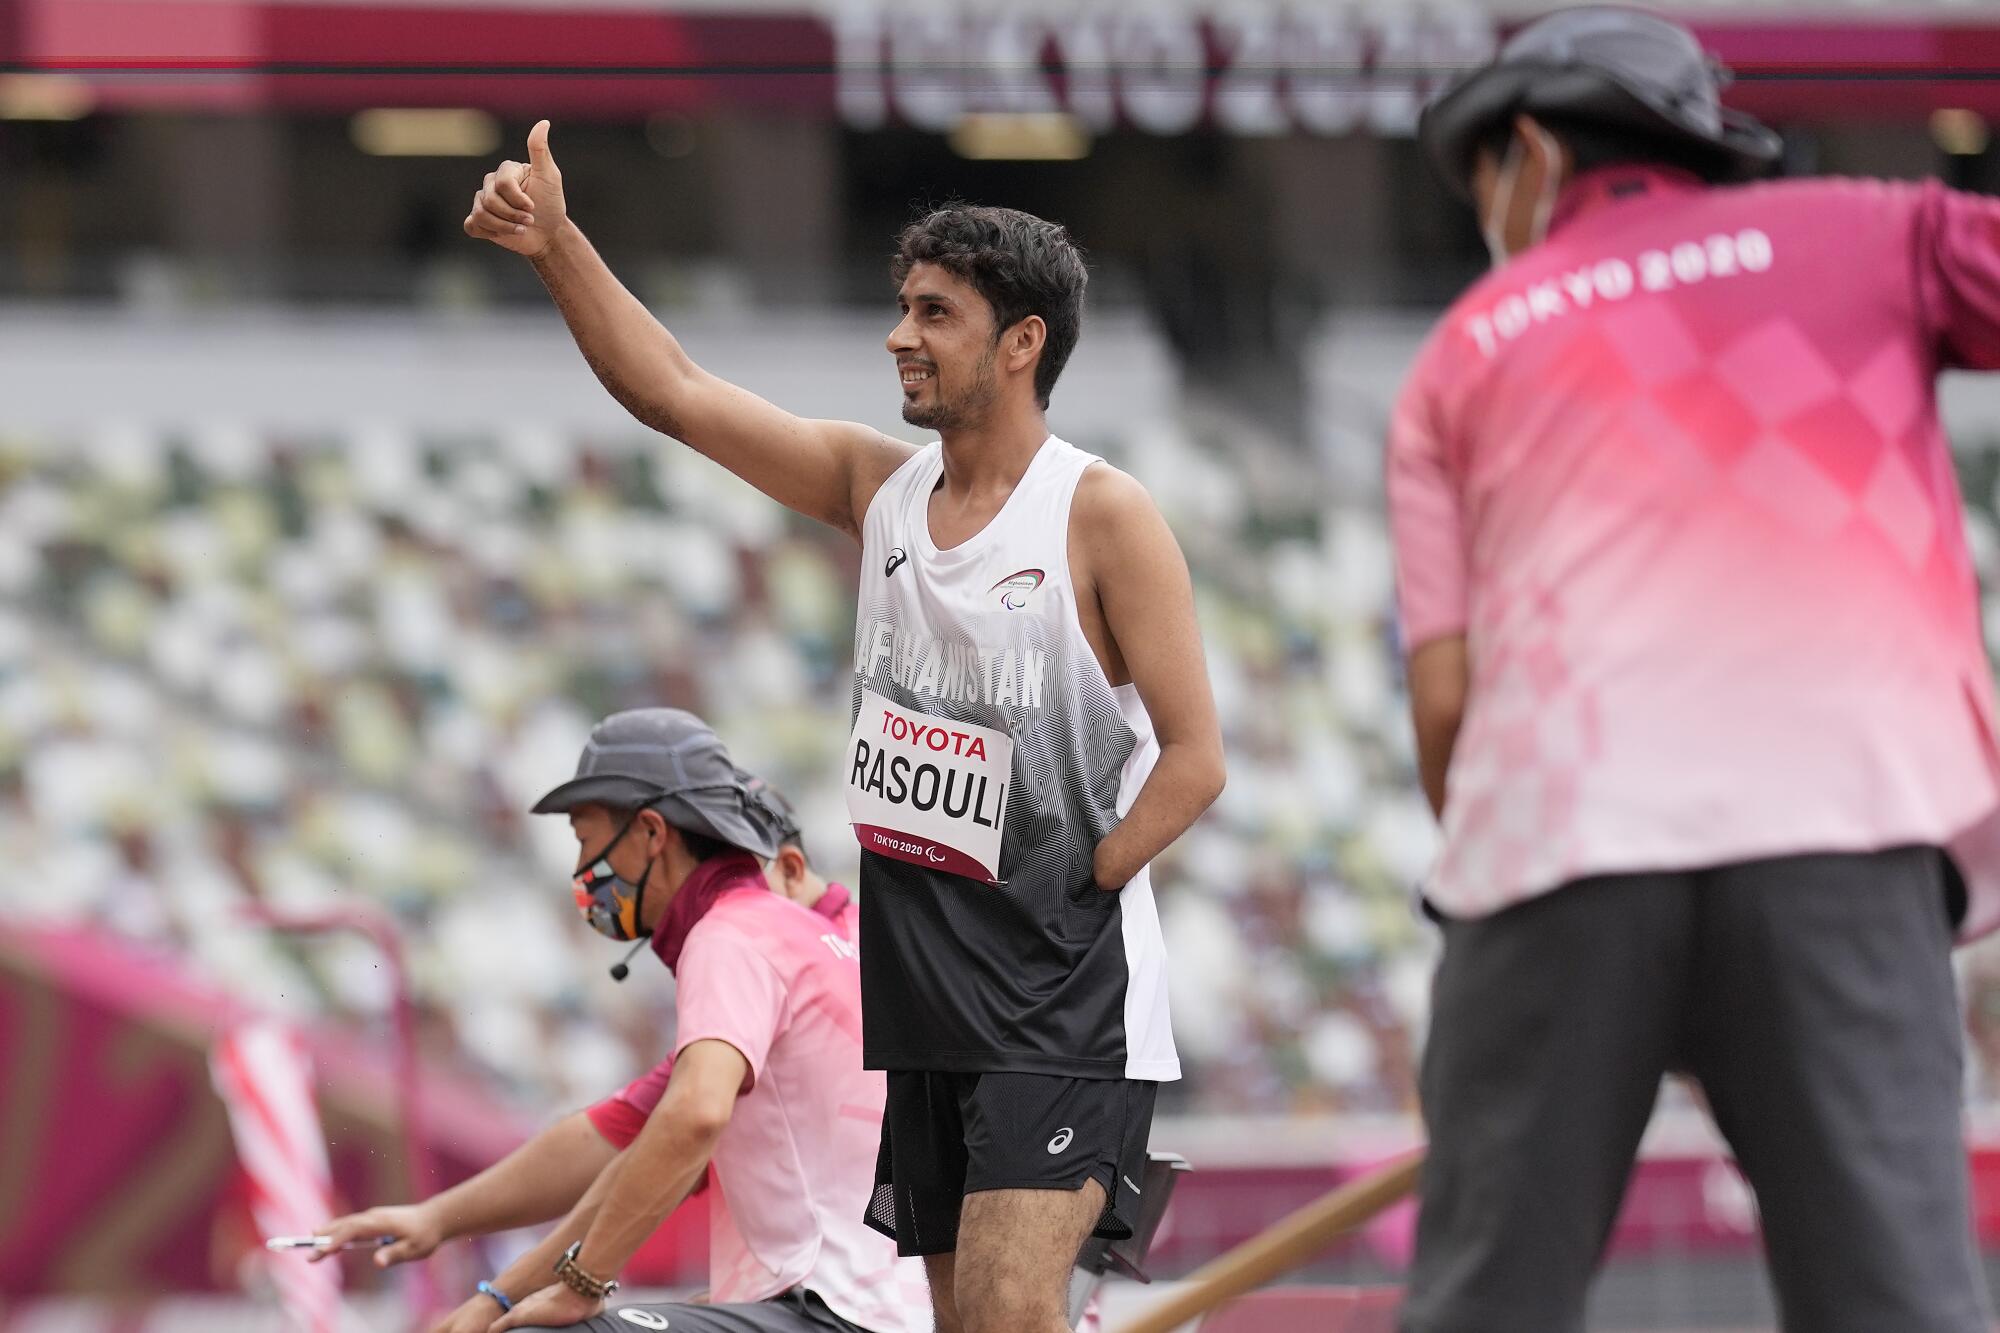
[865,1070,1158,1257]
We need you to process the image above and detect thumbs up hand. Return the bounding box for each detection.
[465,119,567,258]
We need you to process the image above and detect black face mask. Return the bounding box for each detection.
[570,810,656,942]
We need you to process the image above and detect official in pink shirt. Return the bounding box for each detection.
[582,780,862,1256]
[317,710,929,1333]
[586,819,860,1149]
[1392,10,2000,1332]
[589,897,859,1144]
[582,892,858,1258]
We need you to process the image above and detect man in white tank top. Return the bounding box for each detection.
[465,123,1226,1333]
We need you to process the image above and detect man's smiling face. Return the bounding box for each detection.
[886,261,1003,432]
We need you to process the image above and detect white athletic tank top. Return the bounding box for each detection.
[843,435,1179,1081]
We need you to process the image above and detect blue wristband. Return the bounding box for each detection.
[476,1280,513,1314]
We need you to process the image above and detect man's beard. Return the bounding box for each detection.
[902,347,999,432]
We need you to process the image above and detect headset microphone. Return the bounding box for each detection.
[609,938,648,983]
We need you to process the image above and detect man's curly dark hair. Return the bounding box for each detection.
[891,204,1088,410]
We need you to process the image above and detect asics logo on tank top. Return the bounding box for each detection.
[885,546,909,578]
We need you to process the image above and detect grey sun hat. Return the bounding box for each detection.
[737,769,805,852]
[532,708,778,860]
[1419,6,1783,201]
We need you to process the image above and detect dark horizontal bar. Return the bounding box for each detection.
[7,61,2000,81]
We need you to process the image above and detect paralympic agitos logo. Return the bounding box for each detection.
[990,568,1044,610]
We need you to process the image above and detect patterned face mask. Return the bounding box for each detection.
[570,811,654,942]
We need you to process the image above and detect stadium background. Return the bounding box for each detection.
[5,1,2000,1328]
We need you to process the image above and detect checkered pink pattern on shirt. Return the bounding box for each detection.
[1390,168,2000,932]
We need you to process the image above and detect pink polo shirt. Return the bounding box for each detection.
[587,884,857,1146]
[587,879,926,1332]
[1389,166,2000,932]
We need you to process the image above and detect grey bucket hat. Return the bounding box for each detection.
[532,708,778,860]
[737,769,805,852]
[1419,6,1783,200]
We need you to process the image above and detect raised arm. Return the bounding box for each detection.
[464,121,913,540]
[1072,466,1227,890]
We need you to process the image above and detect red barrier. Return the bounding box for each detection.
[0,926,534,1298]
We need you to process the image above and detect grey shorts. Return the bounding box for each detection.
[1402,845,1991,1333]
[511,1286,868,1333]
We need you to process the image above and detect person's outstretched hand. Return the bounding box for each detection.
[312,1201,443,1267]
[464,119,567,258]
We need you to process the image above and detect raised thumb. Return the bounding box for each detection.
[527,119,554,168]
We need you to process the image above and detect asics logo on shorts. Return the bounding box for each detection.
[619,1311,670,1329]
[1047,1127,1074,1154]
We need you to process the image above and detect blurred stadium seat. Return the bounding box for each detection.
[0,310,1448,1122]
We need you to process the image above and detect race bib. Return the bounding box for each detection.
[845,688,1012,883]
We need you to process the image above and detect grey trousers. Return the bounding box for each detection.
[513,1287,868,1333]
[1401,845,1991,1333]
